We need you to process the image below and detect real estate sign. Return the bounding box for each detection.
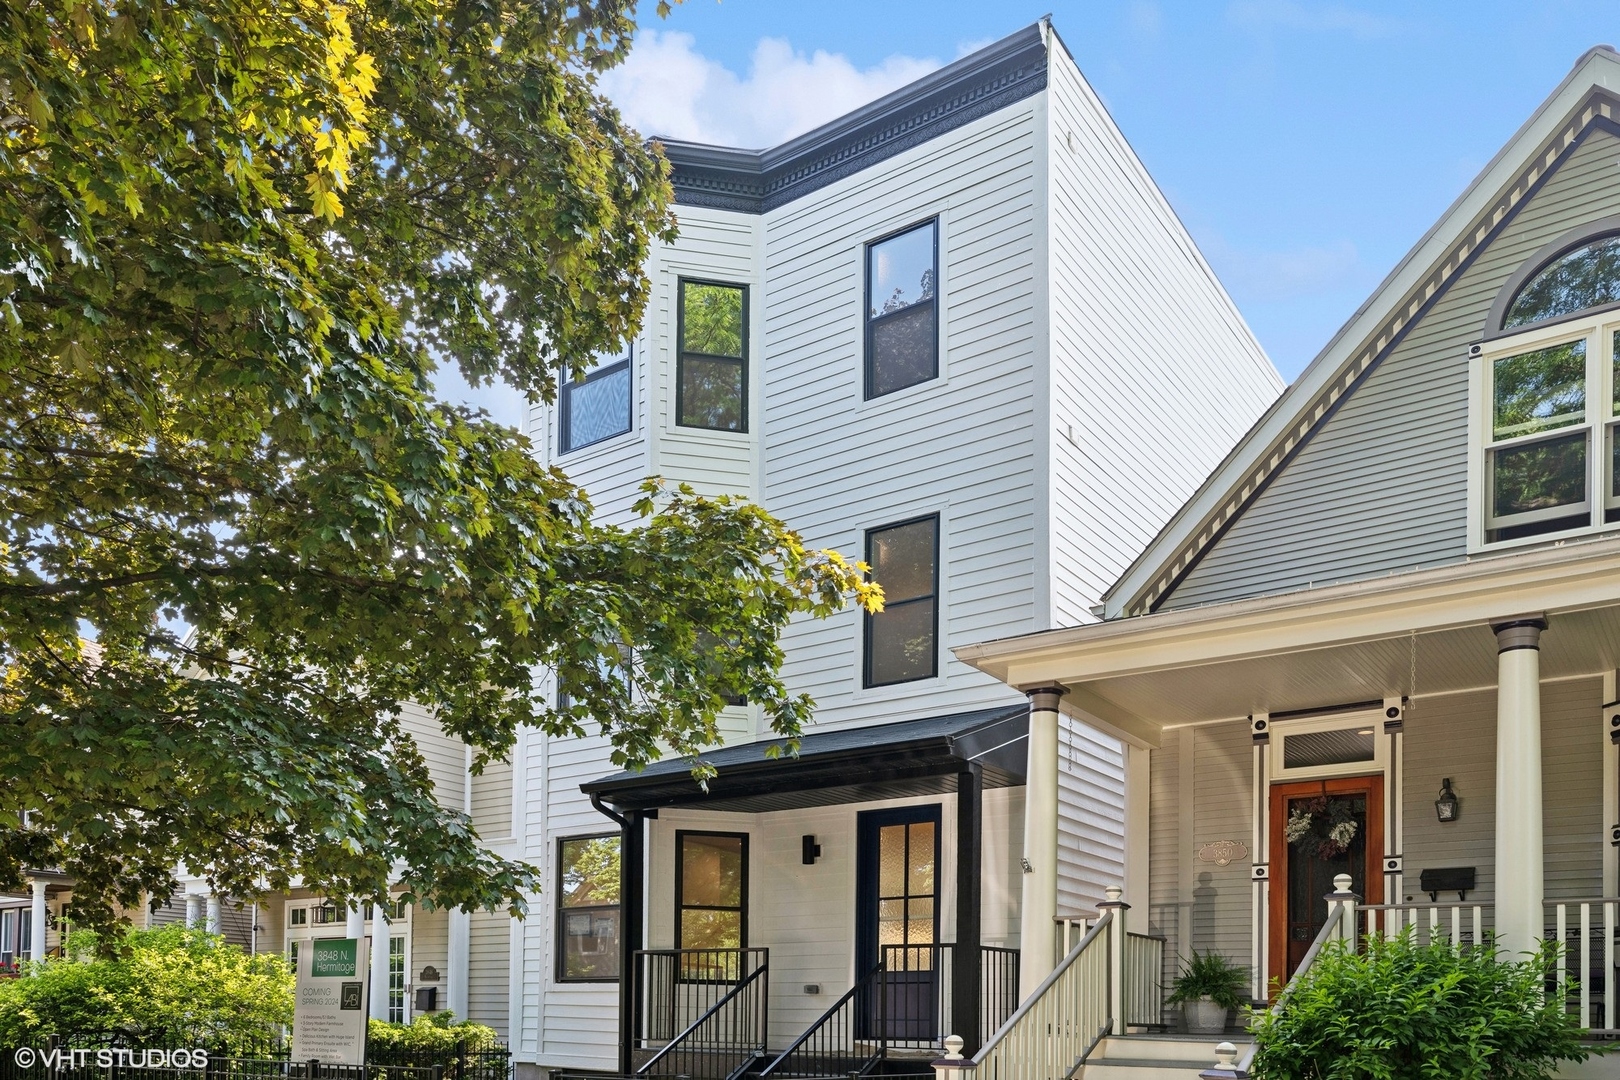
[292,938,370,1065]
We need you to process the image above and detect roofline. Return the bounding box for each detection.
[1102,44,1620,617]
[960,530,1620,686]
[657,21,1050,214]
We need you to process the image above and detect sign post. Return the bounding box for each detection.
[292,938,370,1066]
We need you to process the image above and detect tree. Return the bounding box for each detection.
[0,0,879,939]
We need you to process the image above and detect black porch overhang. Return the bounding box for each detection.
[580,703,1029,813]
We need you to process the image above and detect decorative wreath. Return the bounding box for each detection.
[1284,796,1359,859]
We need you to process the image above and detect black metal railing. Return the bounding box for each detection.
[633,948,769,1080]
[876,944,1021,1050]
[757,962,885,1080]
[979,945,1020,1040]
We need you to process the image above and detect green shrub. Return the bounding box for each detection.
[1166,950,1249,1010]
[0,925,292,1051]
[1251,931,1593,1080]
[367,1014,501,1054]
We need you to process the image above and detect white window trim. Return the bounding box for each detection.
[1469,312,1620,553]
[1267,711,1389,783]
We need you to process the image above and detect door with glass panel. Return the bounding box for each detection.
[856,805,940,1040]
[1267,776,1383,984]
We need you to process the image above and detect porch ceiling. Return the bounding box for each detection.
[581,703,1028,813]
[1072,601,1620,730]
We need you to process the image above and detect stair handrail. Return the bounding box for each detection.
[635,956,769,1078]
[757,960,885,1079]
[969,909,1114,1078]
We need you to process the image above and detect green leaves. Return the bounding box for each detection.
[0,0,875,940]
[1250,931,1595,1080]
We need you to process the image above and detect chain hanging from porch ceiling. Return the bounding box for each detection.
[1409,629,1419,717]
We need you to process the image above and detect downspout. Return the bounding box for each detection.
[592,794,645,1076]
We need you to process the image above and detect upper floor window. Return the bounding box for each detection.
[559,345,633,454]
[865,221,938,399]
[1503,234,1620,329]
[864,515,939,687]
[678,280,748,431]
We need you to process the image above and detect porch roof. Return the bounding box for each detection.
[580,703,1028,813]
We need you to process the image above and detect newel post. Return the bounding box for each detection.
[1328,874,1358,950]
[932,1035,974,1080]
[1098,884,1129,1031]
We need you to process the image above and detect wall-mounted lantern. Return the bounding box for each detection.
[1435,778,1460,823]
[801,835,821,865]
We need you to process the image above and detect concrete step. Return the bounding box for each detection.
[1088,1035,1250,1065]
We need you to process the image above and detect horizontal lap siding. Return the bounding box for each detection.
[471,759,514,843]
[397,702,466,814]
[1402,690,1497,905]
[411,906,450,1013]
[1541,678,1603,901]
[762,101,1040,727]
[1190,722,1253,966]
[1044,40,1280,627]
[1058,719,1126,914]
[467,910,511,1038]
[1147,735,1182,1020]
[1165,128,1620,609]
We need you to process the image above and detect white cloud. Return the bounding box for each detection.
[1226,0,1405,40]
[601,31,941,148]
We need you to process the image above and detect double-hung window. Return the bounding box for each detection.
[557,835,622,982]
[559,345,633,453]
[865,220,939,399]
[677,280,748,431]
[1478,232,1620,543]
[864,515,939,687]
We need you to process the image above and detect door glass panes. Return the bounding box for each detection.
[1504,235,1620,328]
[678,833,746,959]
[865,517,938,686]
[558,835,621,981]
[867,221,938,398]
[560,347,632,453]
[388,936,406,1022]
[1492,340,1586,438]
[875,820,937,966]
[678,282,747,431]
[1284,794,1367,978]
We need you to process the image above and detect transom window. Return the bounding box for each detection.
[559,345,632,453]
[864,515,939,687]
[865,221,939,399]
[1477,234,1620,544]
[677,280,748,431]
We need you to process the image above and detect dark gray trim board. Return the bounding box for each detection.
[1482,212,1620,337]
[658,23,1049,214]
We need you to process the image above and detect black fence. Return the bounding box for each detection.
[1,1034,511,1080]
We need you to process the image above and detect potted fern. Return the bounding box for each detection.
[1166,950,1248,1034]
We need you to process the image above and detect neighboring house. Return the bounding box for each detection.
[4,703,515,1031]
[957,43,1620,1077]
[513,20,1279,1079]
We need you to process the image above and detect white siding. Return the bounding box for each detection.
[467,910,512,1038]
[397,702,467,813]
[471,759,514,843]
[1042,35,1281,627]
[1057,718,1126,915]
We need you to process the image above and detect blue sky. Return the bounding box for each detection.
[440,0,1620,424]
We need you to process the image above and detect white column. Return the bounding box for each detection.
[185,894,203,929]
[447,908,470,1020]
[205,896,222,935]
[29,879,47,967]
[346,904,365,940]
[1122,745,1151,934]
[1493,616,1547,958]
[370,902,392,1021]
[1018,686,1064,997]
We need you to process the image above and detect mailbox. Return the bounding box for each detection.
[1418,866,1476,902]
[415,986,438,1013]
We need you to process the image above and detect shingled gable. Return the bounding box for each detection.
[1101,44,1620,619]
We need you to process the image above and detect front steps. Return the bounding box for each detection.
[1080,1033,1252,1080]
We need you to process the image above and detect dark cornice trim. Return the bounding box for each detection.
[658,23,1049,215]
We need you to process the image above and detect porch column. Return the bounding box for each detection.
[1018,686,1065,998]
[346,904,365,940]
[205,895,222,935]
[1123,745,1150,934]
[1493,616,1547,958]
[29,878,47,967]
[617,810,647,1077]
[370,901,392,1020]
[185,893,203,929]
[954,764,983,1056]
[446,908,470,1019]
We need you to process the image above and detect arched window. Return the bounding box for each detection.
[1503,233,1620,328]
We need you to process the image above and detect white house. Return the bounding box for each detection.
[957,43,1620,1080]
[507,20,1279,1079]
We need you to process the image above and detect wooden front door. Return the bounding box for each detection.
[1268,776,1384,987]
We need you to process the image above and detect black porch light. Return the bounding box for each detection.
[1435,778,1460,823]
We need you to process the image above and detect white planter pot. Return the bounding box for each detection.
[1184,997,1230,1034]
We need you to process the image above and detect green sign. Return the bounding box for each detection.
[308,939,358,978]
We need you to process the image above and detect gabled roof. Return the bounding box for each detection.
[1101,45,1620,619]
[657,23,1050,214]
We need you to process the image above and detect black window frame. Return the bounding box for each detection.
[674,829,749,952]
[676,278,750,432]
[864,218,940,401]
[559,344,634,455]
[555,833,623,984]
[862,513,941,688]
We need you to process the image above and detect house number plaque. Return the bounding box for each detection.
[1198,840,1248,866]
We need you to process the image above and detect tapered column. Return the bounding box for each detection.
[1018,687,1065,997]
[370,901,392,1020]
[29,879,47,967]
[1493,616,1546,958]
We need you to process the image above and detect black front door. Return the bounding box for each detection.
[856,804,940,1040]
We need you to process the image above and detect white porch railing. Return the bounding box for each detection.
[972,910,1113,1080]
[1545,898,1620,1033]
[1362,900,1491,947]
